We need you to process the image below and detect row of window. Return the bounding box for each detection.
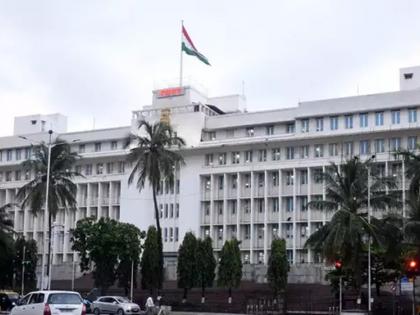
[159,203,180,219]
[204,136,418,166]
[204,108,418,140]
[163,227,179,242]
[75,161,125,176]
[0,140,121,163]
[157,179,180,195]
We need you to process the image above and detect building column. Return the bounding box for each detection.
[307,167,312,263]
[402,159,406,218]
[63,209,70,262]
[250,171,254,264]
[109,182,113,219]
[292,168,297,265]
[209,175,215,242]
[322,165,327,225]
[98,183,102,219]
[278,170,283,240]
[263,170,268,265]
[223,174,228,242]
[236,172,241,240]
[86,183,91,217]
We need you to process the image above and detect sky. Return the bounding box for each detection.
[1,0,420,136]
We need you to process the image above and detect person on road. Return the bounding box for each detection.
[145,296,155,315]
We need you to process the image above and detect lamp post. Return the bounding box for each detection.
[21,244,26,295]
[367,154,376,313]
[49,221,64,290]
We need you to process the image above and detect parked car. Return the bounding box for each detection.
[92,296,141,315]
[0,290,19,311]
[10,290,86,315]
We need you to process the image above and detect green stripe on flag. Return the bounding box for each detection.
[182,42,210,66]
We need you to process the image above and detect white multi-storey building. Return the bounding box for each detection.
[1,66,420,281]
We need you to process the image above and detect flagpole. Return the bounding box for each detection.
[179,20,184,87]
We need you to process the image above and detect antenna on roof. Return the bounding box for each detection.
[242,80,245,97]
[92,117,96,130]
[357,84,360,95]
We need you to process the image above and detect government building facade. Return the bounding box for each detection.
[1,66,420,282]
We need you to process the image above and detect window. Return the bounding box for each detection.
[285,171,294,186]
[301,119,309,133]
[176,179,180,194]
[244,174,251,188]
[316,117,324,132]
[231,200,237,214]
[244,199,250,213]
[217,228,222,241]
[313,169,323,184]
[286,147,294,160]
[405,73,414,79]
[244,225,250,239]
[286,197,293,212]
[374,139,385,153]
[175,227,179,242]
[272,148,281,161]
[329,143,338,156]
[300,170,308,185]
[208,132,216,140]
[205,154,213,166]
[24,171,30,180]
[218,153,226,165]
[164,228,168,242]
[360,113,368,127]
[118,161,125,173]
[15,149,21,160]
[409,108,417,123]
[160,204,163,218]
[78,144,85,153]
[5,171,12,182]
[408,136,417,151]
[344,141,353,156]
[6,150,12,161]
[272,198,279,213]
[85,164,92,175]
[258,199,264,213]
[176,203,179,217]
[106,162,114,174]
[94,142,101,152]
[391,110,400,124]
[164,204,168,218]
[231,152,240,164]
[375,112,384,126]
[96,163,103,174]
[330,116,339,130]
[266,125,274,135]
[232,174,237,189]
[246,127,255,137]
[272,172,279,186]
[111,141,118,150]
[360,140,370,155]
[286,123,295,133]
[15,170,21,181]
[218,176,224,190]
[345,115,353,129]
[75,165,82,174]
[314,144,324,158]
[390,137,401,151]
[24,148,31,159]
[0,151,2,161]
[257,173,264,187]
[170,204,174,218]
[258,149,267,162]
[226,129,234,138]
[301,197,308,211]
[300,145,309,159]
[245,150,253,163]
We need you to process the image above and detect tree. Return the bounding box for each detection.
[196,237,216,303]
[141,226,162,294]
[127,121,185,290]
[0,204,14,290]
[305,157,399,292]
[71,217,142,294]
[0,203,14,257]
[17,140,80,284]
[177,232,198,302]
[217,239,242,303]
[13,238,38,293]
[267,239,289,298]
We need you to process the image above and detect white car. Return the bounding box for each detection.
[92,296,141,315]
[10,290,86,315]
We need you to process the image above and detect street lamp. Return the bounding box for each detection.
[49,221,64,290]
[19,130,79,289]
[367,154,376,313]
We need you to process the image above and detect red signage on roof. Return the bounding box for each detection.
[157,87,184,98]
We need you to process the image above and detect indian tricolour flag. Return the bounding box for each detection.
[182,25,210,66]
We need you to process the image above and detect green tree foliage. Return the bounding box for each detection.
[71,217,143,294]
[127,121,185,290]
[13,238,38,293]
[177,232,198,301]
[267,239,289,297]
[0,204,14,289]
[217,239,242,303]
[17,140,81,281]
[141,226,161,294]
[196,237,216,303]
[305,157,399,291]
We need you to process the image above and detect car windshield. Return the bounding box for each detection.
[115,297,130,303]
[8,294,19,300]
[47,293,81,305]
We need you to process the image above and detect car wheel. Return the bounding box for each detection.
[94,308,101,315]
[117,309,125,315]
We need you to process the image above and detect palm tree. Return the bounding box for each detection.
[128,121,185,233]
[305,157,399,290]
[17,140,80,282]
[127,121,185,288]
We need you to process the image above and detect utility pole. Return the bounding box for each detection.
[21,245,26,295]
